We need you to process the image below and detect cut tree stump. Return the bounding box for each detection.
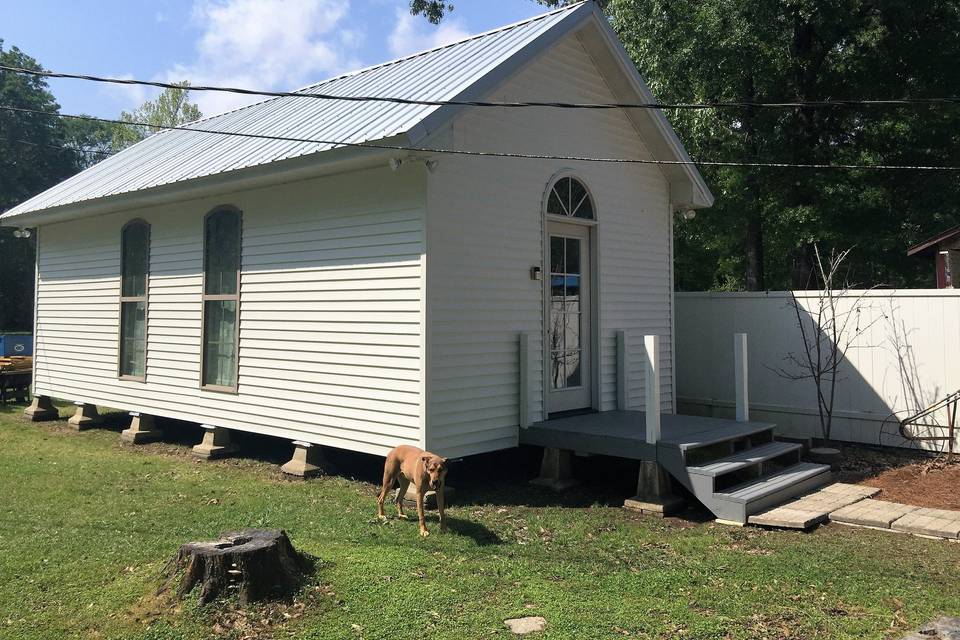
[166,529,309,605]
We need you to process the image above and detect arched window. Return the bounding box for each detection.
[201,207,242,390]
[119,220,149,379]
[546,176,594,220]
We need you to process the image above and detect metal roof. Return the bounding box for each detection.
[1,3,588,221]
[2,0,713,222]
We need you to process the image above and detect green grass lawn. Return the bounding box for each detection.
[1,402,958,640]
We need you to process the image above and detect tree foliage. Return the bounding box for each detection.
[0,41,90,330]
[415,0,960,290]
[112,82,202,151]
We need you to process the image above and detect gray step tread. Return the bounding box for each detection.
[714,462,831,504]
[658,422,775,451]
[686,441,802,477]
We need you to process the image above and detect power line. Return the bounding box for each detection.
[2,136,113,157]
[3,104,960,172]
[2,64,959,111]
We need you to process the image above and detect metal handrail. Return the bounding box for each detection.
[897,389,960,454]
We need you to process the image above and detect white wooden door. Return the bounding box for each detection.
[547,222,591,413]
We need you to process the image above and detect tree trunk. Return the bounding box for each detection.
[744,214,764,290]
[165,529,309,605]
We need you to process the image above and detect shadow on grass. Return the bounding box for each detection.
[9,403,697,515]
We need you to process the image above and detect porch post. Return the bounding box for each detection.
[616,330,627,410]
[519,332,532,428]
[734,333,749,422]
[644,335,660,444]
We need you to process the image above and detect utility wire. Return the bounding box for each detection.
[2,136,113,157]
[3,104,960,172]
[2,64,959,111]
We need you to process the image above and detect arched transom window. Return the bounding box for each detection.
[546,177,594,219]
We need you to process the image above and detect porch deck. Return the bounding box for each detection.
[519,410,777,462]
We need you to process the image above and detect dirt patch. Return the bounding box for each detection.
[837,444,960,510]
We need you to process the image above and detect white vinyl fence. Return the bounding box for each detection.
[675,290,960,451]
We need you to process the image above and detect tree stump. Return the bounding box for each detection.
[166,529,308,605]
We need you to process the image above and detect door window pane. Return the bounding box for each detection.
[550,236,564,273]
[203,300,238,388]
[549,234,585,391]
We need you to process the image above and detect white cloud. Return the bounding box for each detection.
[387,7,470,59]
[163,0,363,117]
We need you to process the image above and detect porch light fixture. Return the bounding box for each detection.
[388,157,403,171]
[681,209,696,221]
[12,227,32,238]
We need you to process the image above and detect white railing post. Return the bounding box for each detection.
[734,332,749,422]
[616,330,627,410]
[644,334,660,444]
[519,332,531,428]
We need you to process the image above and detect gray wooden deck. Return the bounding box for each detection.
[519,410,777,462]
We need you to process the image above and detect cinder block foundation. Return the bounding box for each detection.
[530,447,579,492]
[280,441,326,478]
[120,412,163,444]
[23,395,57,422]
[623,460,684,517]
[67,402,101,430]
[191,425,238,460]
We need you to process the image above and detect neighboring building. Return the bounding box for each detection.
[907,224,960,288]
[0,2,712,460]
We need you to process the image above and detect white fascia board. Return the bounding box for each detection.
[0,142,396,228]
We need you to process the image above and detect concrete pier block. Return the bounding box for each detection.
[120,412,163,444]
[191,425,238,460]
[623,460,684,517]
[280,441,326,478]
[530,447,579,492]
[23,395,57,422]
[67,402,101,430]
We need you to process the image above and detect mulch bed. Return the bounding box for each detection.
[836,443,960,511]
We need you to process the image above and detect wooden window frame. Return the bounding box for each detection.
[118,218,150,382]
[200,206,242,394]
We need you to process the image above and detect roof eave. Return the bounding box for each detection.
[0,142,397,228]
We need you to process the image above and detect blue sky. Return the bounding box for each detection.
[3,0,548,119]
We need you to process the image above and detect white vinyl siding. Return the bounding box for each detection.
[424,33,674,458]
[34,165,425,456]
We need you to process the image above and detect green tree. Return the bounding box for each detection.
[112,82,202,151]
[0,41,88,330]
[415,0,960,290]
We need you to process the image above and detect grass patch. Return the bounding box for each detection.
[1,402,958,639]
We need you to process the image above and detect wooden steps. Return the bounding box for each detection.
[659,423,831,525]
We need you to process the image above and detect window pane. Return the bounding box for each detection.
[565,275,581,299]
[550,350,566,389]
[205,211,241,296]
[120,301,146,377]
[573,194,594,219]
[565,351,582,387]
[564,313,581,352]
[550,236,564,273]
[203,299,238,387]
[547,189,565,216]
[565,238,580,275]
[121,223,149,298]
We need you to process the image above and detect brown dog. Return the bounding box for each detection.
[377,445,448,537]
